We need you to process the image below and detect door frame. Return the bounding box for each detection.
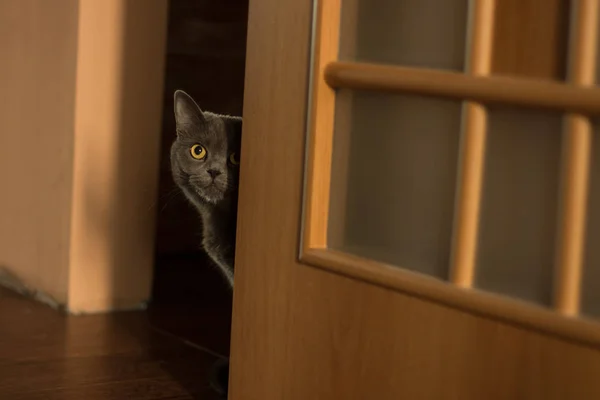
[301,0,600,347]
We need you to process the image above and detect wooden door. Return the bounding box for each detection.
[230,0,600,398]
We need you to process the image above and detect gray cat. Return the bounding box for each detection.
[170,90,241,288]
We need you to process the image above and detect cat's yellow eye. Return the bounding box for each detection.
[229,152,239,165]
[190,144,207,160]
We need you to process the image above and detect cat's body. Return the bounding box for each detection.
[192,195,238,286]
[170,90,242,288]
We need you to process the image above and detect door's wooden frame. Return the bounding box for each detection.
[555,0,599,315]
[67,0,168,313]
[301,0,600,347]
[449,0,495,288]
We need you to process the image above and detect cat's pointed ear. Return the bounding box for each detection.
[174,90,206,134]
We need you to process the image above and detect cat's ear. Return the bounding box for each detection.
[174,90,206,134]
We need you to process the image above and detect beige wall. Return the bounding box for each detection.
[0,0,79,305]
[0,0,168,313]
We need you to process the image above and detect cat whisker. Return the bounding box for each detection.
[159,192,182,213]
[147,186,182,213]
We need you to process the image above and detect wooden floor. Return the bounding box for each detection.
[0,286,224,400]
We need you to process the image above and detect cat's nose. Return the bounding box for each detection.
[207,169,222,179]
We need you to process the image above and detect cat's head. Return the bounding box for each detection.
[171,90,242,205]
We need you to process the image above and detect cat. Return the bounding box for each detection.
[170,90,242,288]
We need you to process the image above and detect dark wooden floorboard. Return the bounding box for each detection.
[0,288,222,399]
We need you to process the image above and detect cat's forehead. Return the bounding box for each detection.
[175,102,241,151]
[204,115,241,145]
[181,116,226,143]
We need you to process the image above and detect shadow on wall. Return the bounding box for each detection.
[147,0,249,354]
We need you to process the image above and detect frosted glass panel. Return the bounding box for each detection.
[581,119,600,318]
[476,107,562,305]
[339,0,469,70]
[327,90,462,278]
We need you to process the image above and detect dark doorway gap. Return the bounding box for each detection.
[149,0,249,359]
